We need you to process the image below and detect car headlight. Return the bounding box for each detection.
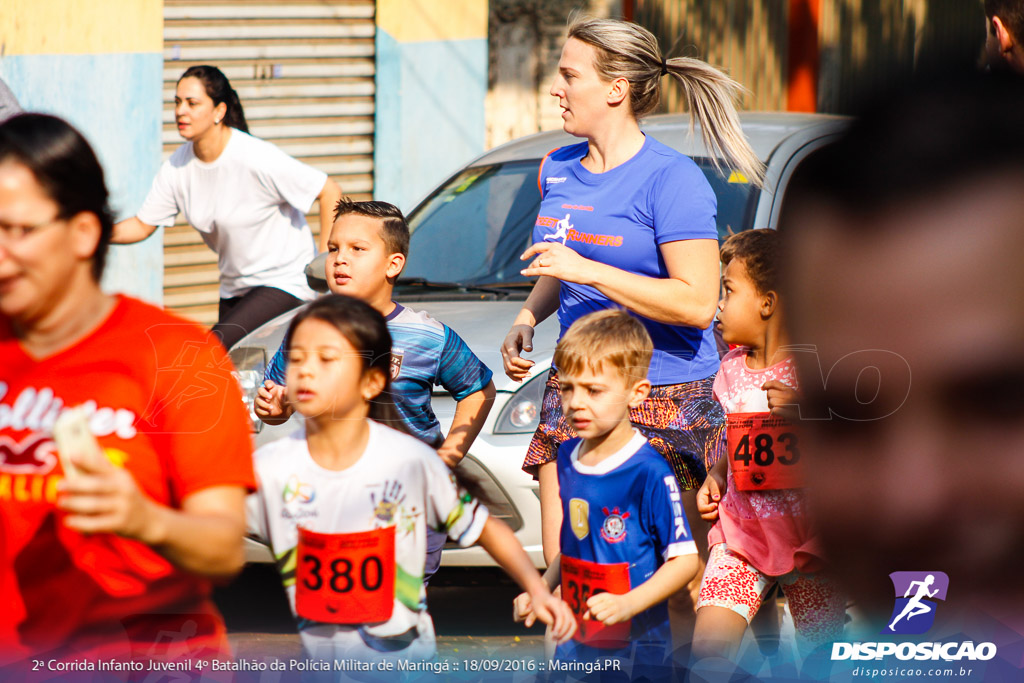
[493,371,548,435]
[229,346,267,433]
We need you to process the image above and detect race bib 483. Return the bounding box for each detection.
[726,412,804,491]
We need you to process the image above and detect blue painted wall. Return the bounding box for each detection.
[375,31,488,212]
[0,54,164,303]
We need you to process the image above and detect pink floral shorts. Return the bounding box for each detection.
[697,542,846,645]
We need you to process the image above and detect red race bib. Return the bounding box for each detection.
[727,412,804,491]
[560,555,631,648]
[295,526,395,624]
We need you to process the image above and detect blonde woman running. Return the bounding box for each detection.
[499,16,763,651]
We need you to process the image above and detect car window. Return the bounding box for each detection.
[403,158,758,286]
[405,161,541,286]
[700,162,760,242]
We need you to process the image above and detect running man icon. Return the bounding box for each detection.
[544,213,573,244]
[884,571,949,634]
[889,575,938,630]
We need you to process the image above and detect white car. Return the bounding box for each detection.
[229,112,848,568]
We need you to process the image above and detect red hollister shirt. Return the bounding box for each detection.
[0,295,255,662]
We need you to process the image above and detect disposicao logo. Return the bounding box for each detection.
[831,571,998,663]
[884,571,949,635]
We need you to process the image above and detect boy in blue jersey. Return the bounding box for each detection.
[254,199,495,579]
[514,310,700,678]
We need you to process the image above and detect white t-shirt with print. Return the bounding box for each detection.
[138,128,323,300]
[246,420,489,660]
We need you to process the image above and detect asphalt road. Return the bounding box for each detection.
[215,564,547,664]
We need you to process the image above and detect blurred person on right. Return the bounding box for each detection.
[781,68,1024,659]
[985,0,1024,73]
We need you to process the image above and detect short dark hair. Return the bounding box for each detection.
[720,229,780,296]
[286,294,408,432]
[0,113,114,281]
[986,0,1024,45]
[179,65,249,133]
[333,198,410,257]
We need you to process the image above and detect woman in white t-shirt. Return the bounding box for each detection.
[114,65,342,349]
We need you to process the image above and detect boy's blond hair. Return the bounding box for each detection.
[554,309,653,385]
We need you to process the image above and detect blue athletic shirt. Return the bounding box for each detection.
[533,135,720,385]
[264,303,493,445]
[556,431,697,656]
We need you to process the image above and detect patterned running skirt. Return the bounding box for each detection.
[521,369,726,490]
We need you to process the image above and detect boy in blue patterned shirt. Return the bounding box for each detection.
[255,199,495,579]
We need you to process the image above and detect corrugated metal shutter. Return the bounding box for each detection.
[162,0,375,326]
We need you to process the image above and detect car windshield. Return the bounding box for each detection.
[403,158,758,287]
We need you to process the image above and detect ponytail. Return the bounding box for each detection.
[179,65,249,134]
[665,58,765,186]
[568,17,765,187]
[223,86,249,133]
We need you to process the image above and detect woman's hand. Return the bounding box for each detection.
[520,242,596,285]
[58,446,158,543]
[500,324,536,381]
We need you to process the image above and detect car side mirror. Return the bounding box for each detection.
[305,252,329,293]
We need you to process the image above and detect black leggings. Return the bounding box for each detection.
[212,286,304,350]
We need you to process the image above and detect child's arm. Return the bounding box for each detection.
[584,553,700,625]
[763,379,800,421]
[435,326,497,467]
[438,381,496,468]
[256,343,294,426]
[696,456,728,522]
[513,553,562,626]
[255,380,293,426]
[477,517,576,644]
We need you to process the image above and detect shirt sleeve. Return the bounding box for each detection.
[264,339,288,386]
[150,332,256,502]
[649,157,718,244]
[256,142,328,213]
[245,489,269,543]
[712,365,726,405]
[713,347,745,406]
[423,453,489,547]
[644,461,697,561]
[435,325,493,401]
[136,158,182,228]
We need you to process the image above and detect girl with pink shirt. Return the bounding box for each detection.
[692,230,845,663]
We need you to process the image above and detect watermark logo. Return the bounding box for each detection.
[833,570,997,664]
[884,571,949,635]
